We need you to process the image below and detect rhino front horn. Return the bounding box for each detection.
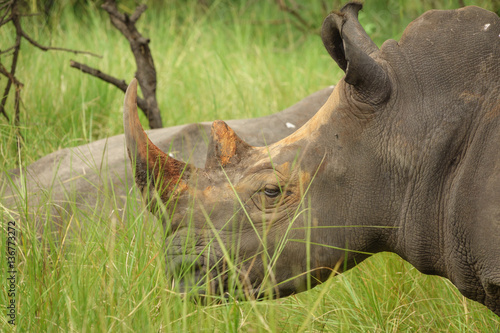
[123,78,192,208]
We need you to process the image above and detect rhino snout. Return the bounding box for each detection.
[166,254,209,293]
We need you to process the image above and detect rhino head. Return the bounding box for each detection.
[124,3,390,299]
[125,2,500,314]
[124,76,344,299]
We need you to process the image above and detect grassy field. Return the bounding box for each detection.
[1,0,499,331]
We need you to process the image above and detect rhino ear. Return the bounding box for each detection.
[205,120,252,169]
[124,78,193,205]
[321,2,391,105]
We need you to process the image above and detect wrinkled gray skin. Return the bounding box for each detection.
[124,3,500,315]
[0,87,333,232]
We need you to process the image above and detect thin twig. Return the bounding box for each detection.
[0,0,12,13]
[69,60,150,115]
[0,1,13,24]
[0,42,18,122]
[0,0,98,154]
[0,15,11,26]
[130,4,147,23]
[0,62,23,87]
[0,97,10,122]
[276,0,314,31]
[21,30,102,58]
[0,0,21,122]
[14,84,23,145]
[69,60,127,91]
[0,44,17,55]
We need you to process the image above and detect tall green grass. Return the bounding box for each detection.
[1,0,499,331]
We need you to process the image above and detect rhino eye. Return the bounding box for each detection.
[263,185,281,198]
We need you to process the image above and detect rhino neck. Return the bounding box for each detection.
[376,10,500,276]
[383,87,499,280]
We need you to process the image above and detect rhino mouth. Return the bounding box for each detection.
[167,254,227,299]
[167,254,271,302]
[169,266,303,304]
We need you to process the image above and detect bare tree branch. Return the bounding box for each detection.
[275,0,320,35]
[101,1,126,22]
[276,0,312,29]
[0,44,16,55]
[14,82,23,144]
[0,62,23,87]
[69,60,151,122]
[0,1,13,12]
[0,0,13,25]
[84,0,163,129]
[0,1,20,123]
[0,0,97,152]
[130,4,147,23]
[0,15,11,26]
[0,83,11,121]
[20,29,102,57]
[70,60,127,91]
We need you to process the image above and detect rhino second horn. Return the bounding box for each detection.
[123,78,192,201]
[205,120,253,169]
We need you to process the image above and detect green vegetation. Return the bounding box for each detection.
[1,0,499,331]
